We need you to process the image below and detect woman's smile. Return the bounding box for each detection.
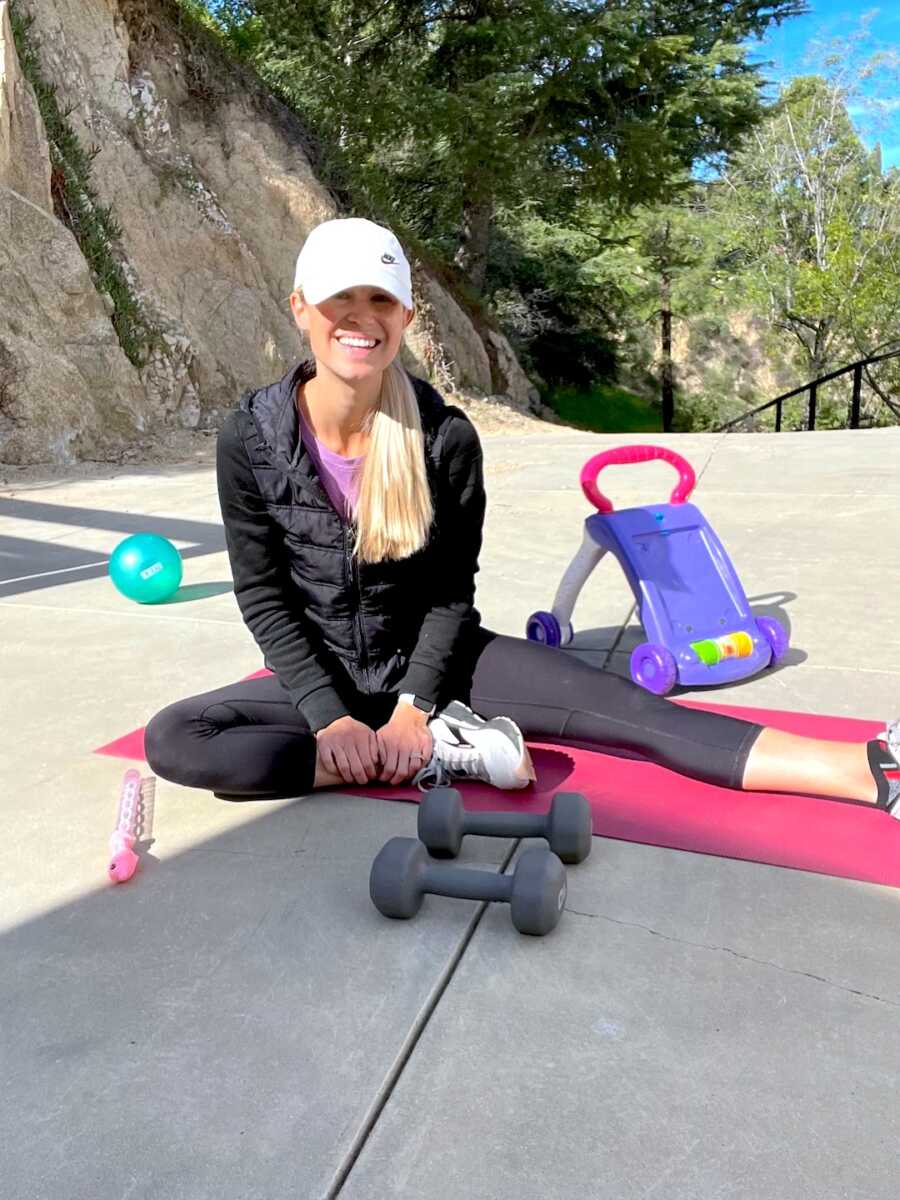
[334,330,382,359]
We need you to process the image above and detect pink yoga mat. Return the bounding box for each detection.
[94,694,897,886]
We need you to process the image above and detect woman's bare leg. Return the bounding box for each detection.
[742,728,878,803]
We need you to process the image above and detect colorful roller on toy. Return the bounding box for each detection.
[526,445,790,695]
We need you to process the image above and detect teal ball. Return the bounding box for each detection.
[109,533,183,604]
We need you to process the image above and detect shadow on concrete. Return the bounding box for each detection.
[160,581,234,604]
[746,589,795,636]
[2,789,485,1200]
[566,625,624,652]
[0,497,226,599]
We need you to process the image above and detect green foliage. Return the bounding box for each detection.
[9,3,156,367]
[174,0,223,34]
[566,44,900,429]
[546,383,661,434]
[200,0,801,286]
[185,2,899,431]
[709,68,900,419]
[485,206,621,390]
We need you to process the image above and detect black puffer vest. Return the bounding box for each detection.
[217,361,485,731]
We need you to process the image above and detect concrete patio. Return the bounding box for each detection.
[2,426,899,1199]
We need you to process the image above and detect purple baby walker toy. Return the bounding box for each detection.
[525,445,790,695]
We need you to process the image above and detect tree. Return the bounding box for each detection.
[557,192,718,429]
[711,69,900,422]
[205,0,805,292]
[484,203,622,390]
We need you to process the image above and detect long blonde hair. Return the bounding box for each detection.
[355,361,433,563]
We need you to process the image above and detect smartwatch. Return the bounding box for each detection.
[397,692,436,718]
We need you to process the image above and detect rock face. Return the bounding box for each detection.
[1,185,150,463]
[1,2,148,462]
[0,0,540,464]
[0,0,50,211]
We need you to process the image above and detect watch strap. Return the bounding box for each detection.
[398,692,436,717]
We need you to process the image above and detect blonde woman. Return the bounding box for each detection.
[145,219,900,816]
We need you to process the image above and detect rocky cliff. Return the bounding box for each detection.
[0,0,540,465]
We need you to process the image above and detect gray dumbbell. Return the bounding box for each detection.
[370,837,567,936]
[417,787,592,864]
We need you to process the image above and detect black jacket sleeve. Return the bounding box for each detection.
[216,412,350,732]
[395,411,485,704]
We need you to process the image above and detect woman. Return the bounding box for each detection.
[145,217,900,814]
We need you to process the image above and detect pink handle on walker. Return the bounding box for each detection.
[579,445,696,513]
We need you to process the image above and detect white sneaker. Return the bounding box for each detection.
[433,699,488,732]
[414,709,536,791]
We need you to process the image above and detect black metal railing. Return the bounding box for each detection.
[716,348,900,432]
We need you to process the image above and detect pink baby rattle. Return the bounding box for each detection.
[108,768,143,883]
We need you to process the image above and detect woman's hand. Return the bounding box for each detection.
[376,704,434,785]
[316,715,380,785]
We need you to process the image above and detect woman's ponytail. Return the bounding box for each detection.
[354,362,433,563]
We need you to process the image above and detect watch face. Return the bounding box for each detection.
[412,696,433,713]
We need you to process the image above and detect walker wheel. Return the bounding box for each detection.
[526,611,562,647]
[756,616,790,665]
[630,643,677,695]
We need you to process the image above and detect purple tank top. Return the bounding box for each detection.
[298,407,364,522]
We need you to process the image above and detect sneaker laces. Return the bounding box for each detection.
[412,759,451,791]
[412,723,485,792]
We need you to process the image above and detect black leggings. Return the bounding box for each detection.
[144,630,763,798]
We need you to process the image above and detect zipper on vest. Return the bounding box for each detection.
[344,526,370,685]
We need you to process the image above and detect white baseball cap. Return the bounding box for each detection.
[293,217,413,310]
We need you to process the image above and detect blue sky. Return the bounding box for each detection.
[747,3,900,167]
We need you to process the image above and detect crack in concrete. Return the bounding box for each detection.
[564,906,900,1007]
[323,842,520,1197]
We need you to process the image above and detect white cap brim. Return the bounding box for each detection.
[297,264,413,311]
